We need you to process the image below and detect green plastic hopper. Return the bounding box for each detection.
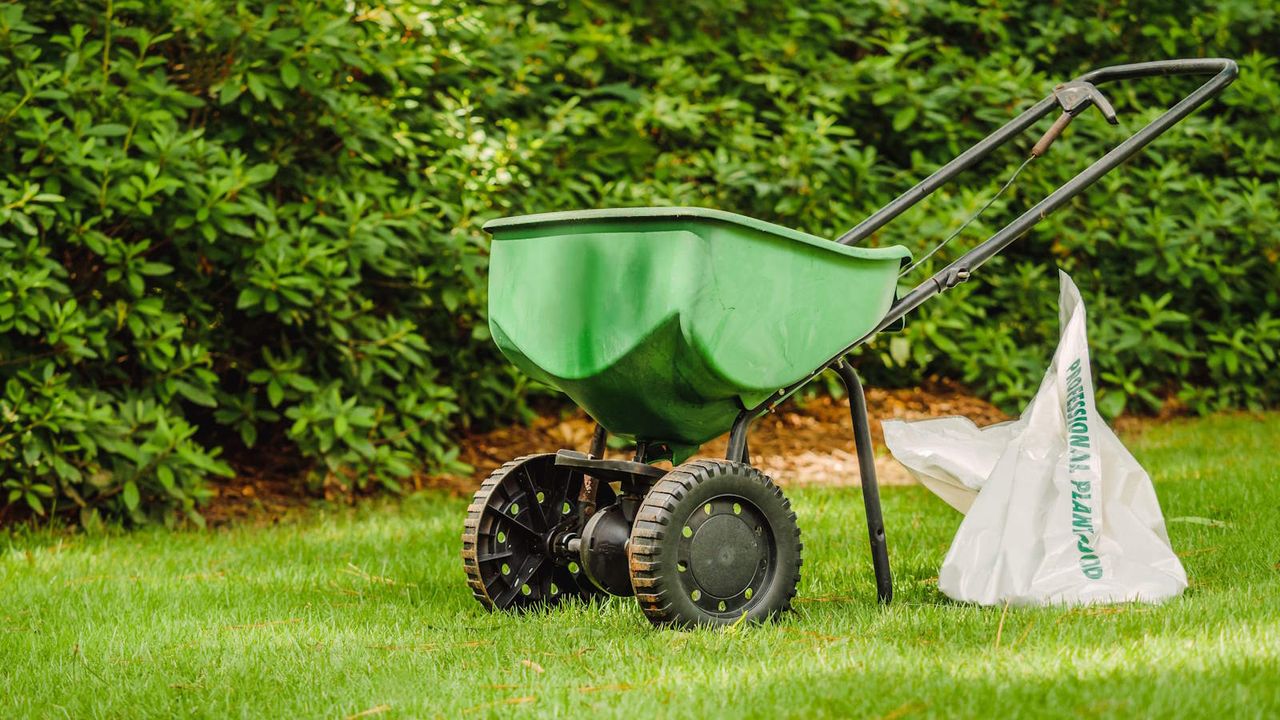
[484,207,909,462]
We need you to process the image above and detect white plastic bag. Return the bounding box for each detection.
[883,271,1186,606]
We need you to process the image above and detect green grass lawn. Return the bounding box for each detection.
[3,414,1279,719]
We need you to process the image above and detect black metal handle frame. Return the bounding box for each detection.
[855,58,1239,333]
[729,57,1238,430]
[723,57,1238,605]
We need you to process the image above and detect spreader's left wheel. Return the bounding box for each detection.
[629,460,802,628]
[462,454,612,611]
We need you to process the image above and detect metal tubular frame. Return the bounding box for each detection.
[833,361,893,603]
[722,57,1237,604]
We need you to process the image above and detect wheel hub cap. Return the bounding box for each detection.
[690,514,761,597]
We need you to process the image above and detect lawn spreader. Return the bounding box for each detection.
[461,59,1237,628]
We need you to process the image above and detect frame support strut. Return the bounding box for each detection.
[834,361,893,604]
[726,413,751,465]
[578,423,610,518]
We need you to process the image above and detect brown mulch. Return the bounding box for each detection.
[202,379,1007,525]
[203,441,317,526]
[438,378,1007,492]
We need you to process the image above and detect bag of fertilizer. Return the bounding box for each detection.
[883,271,1186,606]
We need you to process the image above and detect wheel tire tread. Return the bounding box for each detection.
[629,459,802,628]
[460,454,560,611]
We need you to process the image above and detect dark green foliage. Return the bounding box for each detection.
[0,0,497,523]
[1,0,1276,522]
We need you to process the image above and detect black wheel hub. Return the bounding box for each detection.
[579,503,635,597]
[462,454,614,611]
[678,495,775,614]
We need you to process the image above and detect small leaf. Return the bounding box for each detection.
[1096,391,1126,419]
[123,480,140,511]
[287,375,319,393]
[11,212,37,236]
[892,105,917,132]
[218,82,242,105]
[244,163,278,185]
[86,123,130,137]
[175,381,217,408]
[157,464,175,489]
[236,287,260,309]
[280,62,300,89]
[889,336,910,366]
[246,73,266,101]
[267,380,284,407]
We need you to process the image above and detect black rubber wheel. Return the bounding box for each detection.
[629,460,802,628]
[462,454,613,611]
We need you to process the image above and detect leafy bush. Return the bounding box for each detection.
[0,0,504,524]
[1,0,1276,523]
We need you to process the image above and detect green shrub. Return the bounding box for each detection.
[1,0,1276,523]
[0,0,506,524]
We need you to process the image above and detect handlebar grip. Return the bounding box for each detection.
[1078,58,1238,85]
[1031,112,1074,158]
